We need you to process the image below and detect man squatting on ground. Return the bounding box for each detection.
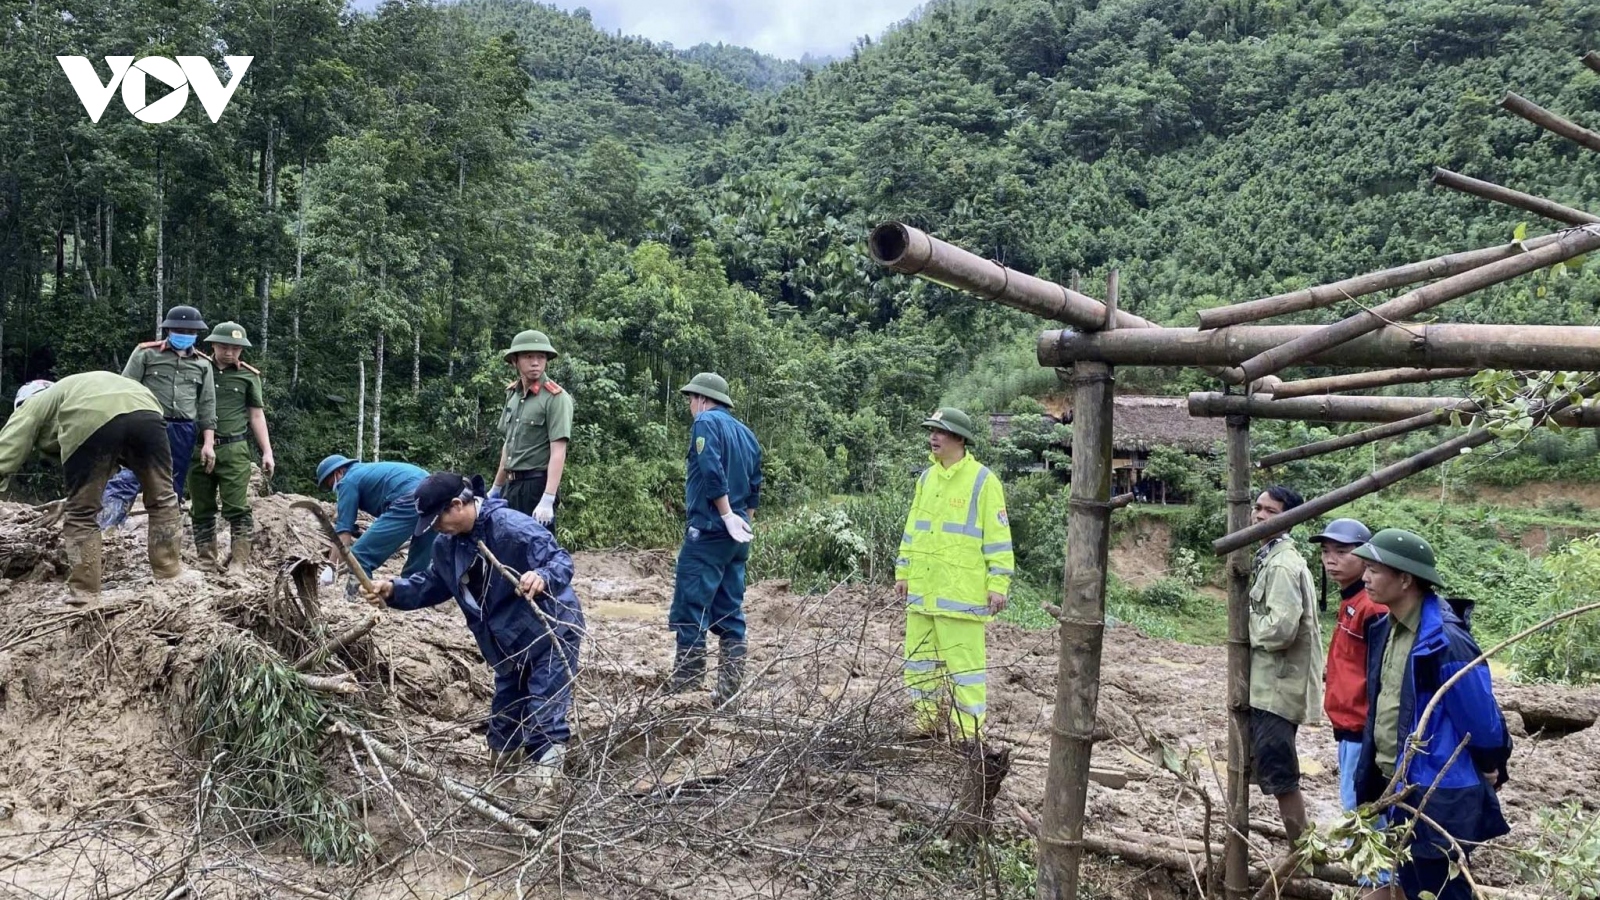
[190,322,275,574]
[895,407,1013,743]
[490,330,572,526]
[667,373,763,705]
[0,374,182,597]
[315,454,436,580]
[1247,485,1324,845]
[365,472,584,787]
[99,305,217,531]
[1353,529,1510,900]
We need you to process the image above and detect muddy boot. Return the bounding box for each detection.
[196,540,220,572]
[63,532,104,603]
[146,505,183,580]
[226,534,252,576]
[527,743,566,791]
[712,638,747,708]
[488,746,525,796]
[666,643,707,693]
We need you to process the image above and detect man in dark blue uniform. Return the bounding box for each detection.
[366,472,583,789]
[667,372,763,706]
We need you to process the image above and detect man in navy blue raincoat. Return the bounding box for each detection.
[1353,529,1510,900]
[366,472,584,787]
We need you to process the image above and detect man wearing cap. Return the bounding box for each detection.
[189,322,275,575]
[0,373,182,598]
[1246,485,1323,845]
[1353,529,1510,900]
[315,454,435,579]
[667,372,762,705]
[99,305,218,530]
[491,330,574,525]
[365,472,584,790]
[895,407,1013,744]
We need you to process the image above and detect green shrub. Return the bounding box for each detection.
[1136,577,1195,610]
[749,504,872,593]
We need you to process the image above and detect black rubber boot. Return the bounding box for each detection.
[712,639,747,708]
[667,643,707,693]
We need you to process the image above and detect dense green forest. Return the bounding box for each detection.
[2,0,1598,587]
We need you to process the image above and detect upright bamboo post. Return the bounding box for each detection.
[1224,414,1253,900]
[1038,295,1117,898]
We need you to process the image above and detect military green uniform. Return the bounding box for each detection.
[190,359,264,548]
[123,341,218,429]
[498,378,574,516]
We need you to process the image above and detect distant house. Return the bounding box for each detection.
[989,396,1225,502]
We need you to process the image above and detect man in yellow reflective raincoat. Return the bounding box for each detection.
[895,407,1014,742]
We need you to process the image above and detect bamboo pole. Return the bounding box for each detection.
[1040,321,1600,372]
[1214,380,1599,556]
[1256,409,1454,469]
[1222,226,1600,384]
[1038,359,1116,900]
[868,223,1154,332]
[1267,367,1479,400]
[1188,392,1600,427]
[1500,91,1600,154]
[1223,414,1252,900]
[1196,233,1565,330]
[1431,168,1600,226]
[1584,51,1600,76]
[1214,427,1493,556]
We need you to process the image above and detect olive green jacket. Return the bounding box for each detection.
[1248,537,1324,724]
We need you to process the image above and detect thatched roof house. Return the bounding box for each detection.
[988,396,1225,454]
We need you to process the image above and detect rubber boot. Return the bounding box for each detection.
[64,532,104,603]
[226,534,252,576]
[488,746,525,796]
[667,643,707,693]
[146,504,183,580]
[527,743,566,791]
[712,638,747,708]
[196,540,220,572]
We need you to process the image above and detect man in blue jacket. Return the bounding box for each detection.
[668,372,763,705]
[365,472,584,788]
[315,454,435,578]
[1352,529,1510,900]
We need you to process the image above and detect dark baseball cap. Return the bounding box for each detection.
[412,472,481,536]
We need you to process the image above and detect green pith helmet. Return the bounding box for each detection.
[205,321,252,347]
[921,407,977,443]
[679,372,733,407]
[160,305,207,331]
[1353,528,1444,589]
[502,329,559,363]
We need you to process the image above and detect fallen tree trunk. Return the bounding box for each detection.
[294,614,380,672]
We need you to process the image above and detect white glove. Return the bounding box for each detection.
[487,485,503,501]
[534,493,556,525]
[722,512,753,543]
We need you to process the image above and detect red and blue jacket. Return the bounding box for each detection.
[1354,593,1511,858]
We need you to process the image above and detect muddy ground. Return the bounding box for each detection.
[0,490,1595,899]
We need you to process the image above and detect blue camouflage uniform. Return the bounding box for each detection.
[334,461,435,577]
[670,407,763,651]
[386,497,583,756]
[1355,593,1511,900]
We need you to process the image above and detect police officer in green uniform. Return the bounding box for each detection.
[99,305,218,530]
[491,330,574,525]
[190,321,275,574]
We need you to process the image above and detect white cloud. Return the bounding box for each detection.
[349,0,918,60]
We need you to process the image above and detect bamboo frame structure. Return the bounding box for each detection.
[1222,226,1600,384]
[1431,168,1600,226]
[1195,233,1565,329]
[1040,321,1600,371]
[1267,367,1479,400]
[866,49,1600,900]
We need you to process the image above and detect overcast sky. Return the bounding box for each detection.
[352,0,918,60]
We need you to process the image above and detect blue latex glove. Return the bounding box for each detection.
[487,485,503,501]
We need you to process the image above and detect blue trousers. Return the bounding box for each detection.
[1397,854,1472,900]
[1340,739,1392,886]
[669,527,748,649]
[488,611,584,755]
[350,493,435,578]
[101,419,196,522]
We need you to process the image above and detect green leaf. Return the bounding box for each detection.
[1513,222,1528,242]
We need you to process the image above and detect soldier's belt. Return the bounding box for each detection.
[507,469,548,482]
[164,416,194,423]
[216,433,249,446]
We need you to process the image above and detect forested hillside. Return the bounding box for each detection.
[2,0,1598,551]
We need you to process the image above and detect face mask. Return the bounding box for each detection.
[168,333,197,351]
